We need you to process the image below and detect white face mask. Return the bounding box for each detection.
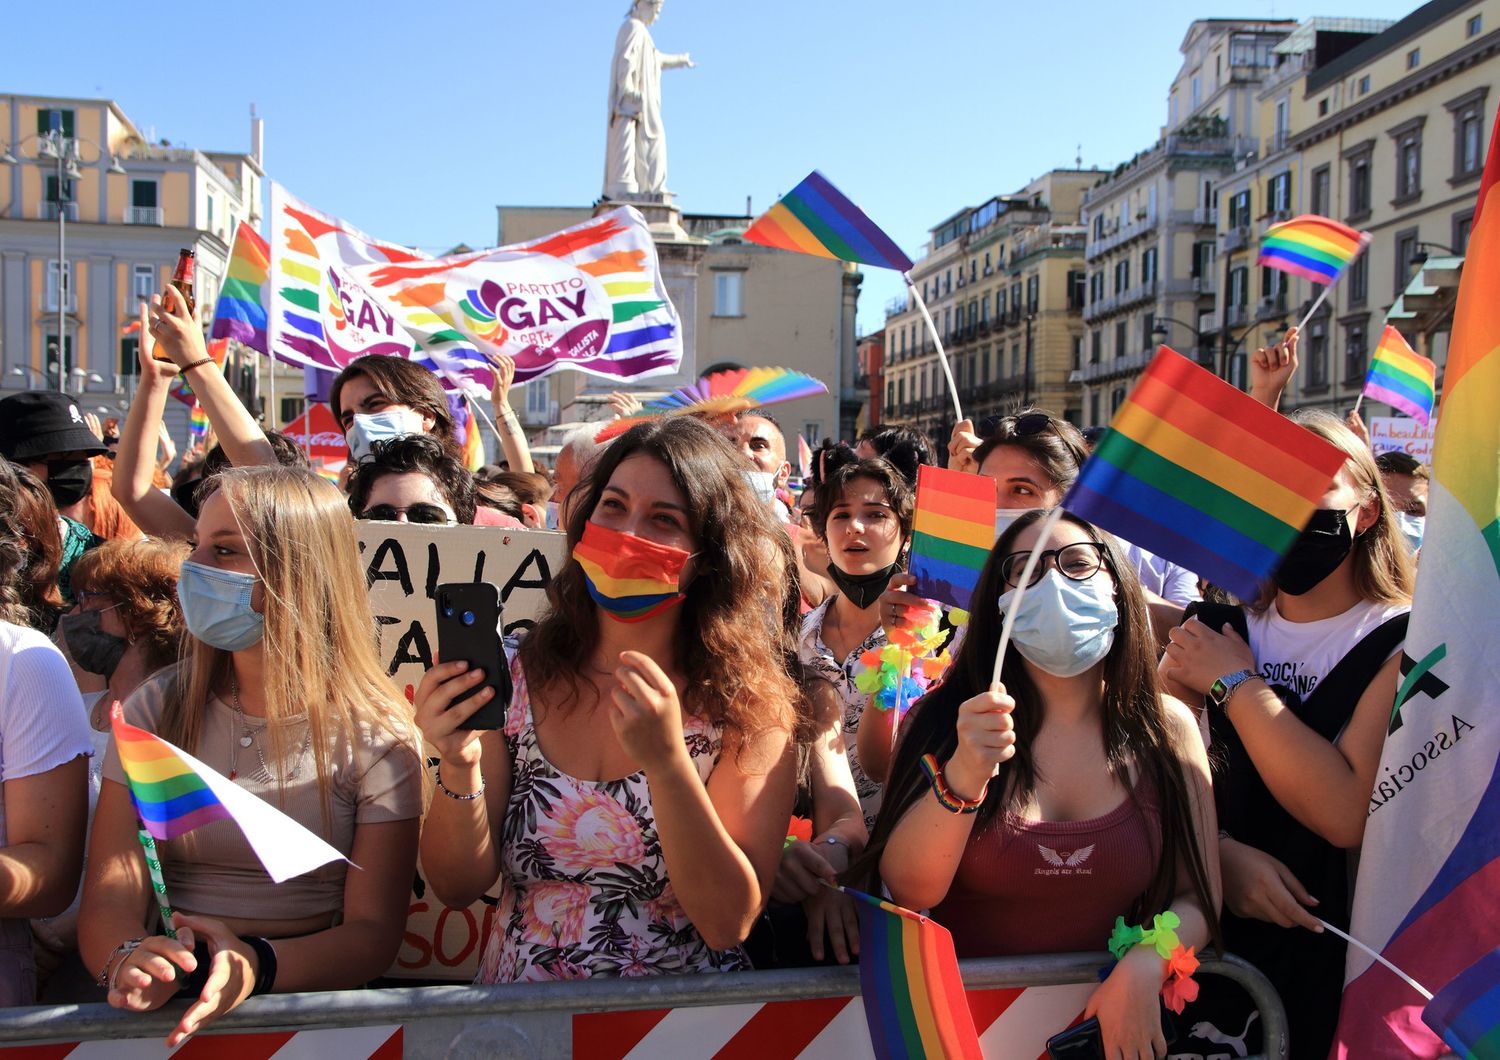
[741,469,777,505]
[346,408,426,463]
[1394,511,1425,553]
[995,506,1042,541]
[998,569,1119,678]
[545,500,560,530]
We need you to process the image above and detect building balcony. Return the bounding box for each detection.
[1264,129,1291,155]
[1071,348,1155,384]
[1192,275,1217,295]
[1221,226,1251,253]
[1256,292,1289,321]
[127,206,163,225]
[1194,206,1219,226]
[1085,211,1158,261]
[1226,305,1250,328]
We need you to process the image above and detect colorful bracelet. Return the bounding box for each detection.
[177,357,215,375]
[919,753,987,813]
[1105,912,1201,1013]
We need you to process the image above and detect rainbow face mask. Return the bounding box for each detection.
[573,521,693,622]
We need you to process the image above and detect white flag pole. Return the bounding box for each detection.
[992,506,1067,688]
[904,274,964,424]
[1293,284,1334,334]
[1313,918,1433,1001]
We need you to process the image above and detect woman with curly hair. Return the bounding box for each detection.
[416,416,799,981]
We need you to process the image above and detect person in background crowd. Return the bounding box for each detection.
[864,509,1220,1059]
[550,423,610,529]
[12,471,67,633]
[487,470,552,528]
[346,435,476,526]
[1374,451,1429,554]
[472,480,528,528]
[82,466,422,1046]
[854,424,934,487]
[36,537,189,998]
[730,408,793,520]
[331,354,457,463]
[0,459,92,1006]
[416,417,798,981]
[482,352,535,475]
[83,459,142,543]
[1160,410,1413,1056]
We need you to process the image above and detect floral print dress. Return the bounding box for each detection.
[476,654,749,982]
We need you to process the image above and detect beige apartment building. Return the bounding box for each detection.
[883,169,1093,442]
[0,95,284,432]
[1076,19,1294,426]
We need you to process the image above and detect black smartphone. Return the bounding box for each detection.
[1045,1006,1178,1060]
[433,582,511,730]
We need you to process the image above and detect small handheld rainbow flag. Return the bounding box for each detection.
[744,171,914,273]
[111,705,349,883]
[1257,213,1371,286]
[908,465,996,611]
[1065,347,1348,600]
[188,403,209,441]
[841,886,982,1060]
[1423,946,1500,1058]
[1363,324,1438,425]
[210,221,271,354]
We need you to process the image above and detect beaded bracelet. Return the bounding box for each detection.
[918,753,987,814]
[436,766,485,800]
[177,357,215,375]
[97,937,144,989]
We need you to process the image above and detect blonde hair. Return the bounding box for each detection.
[160,466,416,817]
[1291,410,1414,606]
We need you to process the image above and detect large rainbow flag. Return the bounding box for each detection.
[210,220,271,354]
[1334,110,1500,1059]
[841,887,982,1060]
[743,171,914,273]
[1257,213,1371,285]
[1364,324,1439,426]
[111,705,349,883]
[1063,347,1347,600]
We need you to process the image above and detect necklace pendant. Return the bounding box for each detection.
[239,735,254,748]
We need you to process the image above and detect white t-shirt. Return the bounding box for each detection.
[1120,541,1201,606]
[1244,599,1409,711]
[0,622,94,845]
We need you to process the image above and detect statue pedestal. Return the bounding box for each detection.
[595,192,691,242]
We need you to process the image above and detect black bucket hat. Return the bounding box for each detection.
[0,391,108,462]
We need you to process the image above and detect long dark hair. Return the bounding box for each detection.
[519,416,799,755]
[853,510,1220,943]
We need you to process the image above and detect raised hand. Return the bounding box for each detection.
[1250,325,1299,410]
[483,352,517,411]
[137,301,181,389]
[947,418,981,473]
[147,287,208,371]
[945,682,1016,800]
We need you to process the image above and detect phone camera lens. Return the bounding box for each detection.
[442,605,455,618]
[462,610,476,626]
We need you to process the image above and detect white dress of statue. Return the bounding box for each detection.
[604,0,694,199]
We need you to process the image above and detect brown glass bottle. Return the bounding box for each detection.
[167,248,196,313]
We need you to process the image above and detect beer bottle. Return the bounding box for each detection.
[168,248,196,314]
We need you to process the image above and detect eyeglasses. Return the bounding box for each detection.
[999,541,1110,589]
[358,503,455,525]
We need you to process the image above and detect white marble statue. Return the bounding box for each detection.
[604,0,694,200]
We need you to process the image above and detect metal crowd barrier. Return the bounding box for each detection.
[0,952,1286,1058]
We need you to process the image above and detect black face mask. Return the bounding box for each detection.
[1273,507,1356,596]
[59,607,128,678]
[826,559,902,610]
[46,458,93,508]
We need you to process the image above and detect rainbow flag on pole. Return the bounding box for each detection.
[1064,347,1347,600]
[744,172,914,273]
[1364,324,1438,425]
[909,465,997,611]
[1334,110,1500,1059]
[841,887,982,1060]
[111,706,349,883]
[210,221,271,354]
[1257,213,1372,285]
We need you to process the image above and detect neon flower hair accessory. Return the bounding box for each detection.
[573,521,692,623]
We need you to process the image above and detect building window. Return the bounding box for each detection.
[1344,322,1367,380]
[1228,190,1252,229]
[1394,228,1420,297]
[1113,260,1130,294]
[44,260,74,311]
[1067,270,1085,310]
[1349,254,1368,305]
[1089,390,1101,425]
[712,271,743,316]
[1345,141,1374,220]
[1467,14,1482,37]
[1319,97,1330,117]
[1310,165,1331,216]
[944,270,952,295]
[1228,266,1248,307]
[1010,343,1021,378]
[1026,275,1039,312]
[1389,118,1425,203]
[1090,330,1101,363]
[1406,48,1420,69]
[1194,241,1215,279]
[1306,321,1328,388]
[43,333,73,369]
[983,251,992,276]
[1142,312,1156,347]
[1261,266,1286,297]
[1010,282,1022,318]
[1267,172,1291,215]
[1111,386,1126,414]
[1191,75,1202,110]
[1072,335,1083,370]
[132,264,156,305]
[1454,209,1475,255]
[1357,75,1371,96]
[998,287,1009,318]
[36,108,75,137]
[128,180,160,225]
[1141,247,1158,285]
[119,336,139,379]
[1449,89,1489,181]
[1113,321,1127,359]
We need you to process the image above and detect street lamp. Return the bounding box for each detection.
[1152,316,1267,388]
[1410,241,1459,267]
[0,121,126,393]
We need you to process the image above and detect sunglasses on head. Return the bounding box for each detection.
[358,503,454,525]
[977,412,1058,440]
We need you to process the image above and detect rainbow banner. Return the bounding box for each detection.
[744,171,914,273]
[1258,213,1371,285]
[842,887,981,1060]
[908,465,996,611]
[1365,325,1438,426]
[1065,347,1347,600]
[210,220,271,354]
[1423,947,1500,1058]
[1335,111,1500,1058]
[111,705,349,883]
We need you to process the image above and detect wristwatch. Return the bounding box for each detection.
[1208,669,1258,710]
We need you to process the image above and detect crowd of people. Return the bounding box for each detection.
[0,284,1428,1057]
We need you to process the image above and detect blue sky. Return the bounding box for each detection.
[8,0,1425,334]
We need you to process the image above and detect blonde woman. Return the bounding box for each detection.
[80,467,422,1046]
[1161,410,1414,1056]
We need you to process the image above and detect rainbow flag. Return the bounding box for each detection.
[908,465,996,611]
[210,221,271,353]
[1065,347,1347,600]
[459,403,484,471]
[1365,324,1438,425]
[188,403,209,440]
[1257,213,1371,285]
[744,172,914,273]
[168,338,229,408]
[111,705,349,883]
[841,887,982,1060]
[1424,947,1500,1058]
[1334,109,1500,1058]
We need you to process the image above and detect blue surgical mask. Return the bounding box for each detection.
[545,500,560,530]
[997,569,1118,677]
[1395,511,1425,553]
[346,408,426,463]
[178,560,265,651]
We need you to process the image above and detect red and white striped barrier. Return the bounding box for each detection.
[0,1024,401,1059]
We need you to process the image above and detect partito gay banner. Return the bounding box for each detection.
[266,183,682,392]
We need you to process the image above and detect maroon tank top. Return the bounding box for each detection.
[932,775,1162,958]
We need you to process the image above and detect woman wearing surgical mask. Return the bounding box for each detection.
[80,467,422,1047]
[1159,410,1413,1056]
[415,416,798,981]
[330,355,456,464]
[860,510,1221,1060]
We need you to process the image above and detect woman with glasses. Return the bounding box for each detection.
[81,467,422,1046]
[347,435,475,526]
[858,509,1220,1059]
